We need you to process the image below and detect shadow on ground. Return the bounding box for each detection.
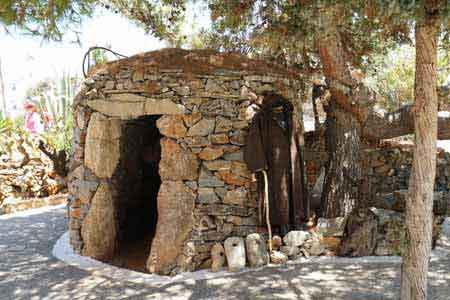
[1,207,449,300]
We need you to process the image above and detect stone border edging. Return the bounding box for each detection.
[0,194,68,215]
[53,223,450,287]
[0,203,66,220]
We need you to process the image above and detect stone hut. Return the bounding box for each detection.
[68,48,305,275]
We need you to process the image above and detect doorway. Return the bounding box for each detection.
[112,115,162,272]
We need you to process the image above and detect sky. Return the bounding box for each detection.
[0,4,210,116]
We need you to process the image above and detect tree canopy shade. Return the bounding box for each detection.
[0,0,187,43]
[0,0,96,41]
[2,1,450,298]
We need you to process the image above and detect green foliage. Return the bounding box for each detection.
[366,43,450,111]
[0,114,26,156]
[0,0,189,42]
[0,0,95,41]
[41,110,73,155]
[0,115,13,135]
[366,45,415,111]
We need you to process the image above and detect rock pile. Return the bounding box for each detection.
[213,230,325,272]
[339,207,445,257]
[0,154,66,214]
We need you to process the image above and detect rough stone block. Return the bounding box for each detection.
[157,115,187,138]
[197,188,220,204]
[283,231,310,247]
[198,147,224,161]
[211,243,226,272]
[270,251,288,264]
[147,181,196,275]
[81,182,117,261]
[245,233,269,268]
[84,113,121,178]
[187,118,215,137]
[223,188,247,206]
[224,237,246,271]
[159,138,199,181]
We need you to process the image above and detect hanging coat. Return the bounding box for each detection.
[244,96,308,227]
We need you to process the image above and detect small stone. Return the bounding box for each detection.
[232,121,248,129]
[215,187,228,200]
[316,217,346,237]
[374,165,391,175]
[104,81,115,90]
[78,181,99,204]
[199,147,224,161]
[303,232,325,256]
[221,145,241,154]
[203,160,232,171]
[145,81,162,94]
[231,162,251,179]
[211,134,229,144]
[216,170,247,186]
[132,69,144,81]
[183,112,202,127]
[283,231,310,247]
[223,151,244,161]
[211,243,226,272]
[157,115,187,139]
[198,216,216,231]
[173,86,190,96]
[197,188,220,204]
[70,207,82,219]
[270,251,288,264]
[184,136,210,147]
[229,130,247,146]
[185,181,198,191]
[280,245,300,257]
[187,118,215,137]
[245,233,269,268]
[209,55,224,66]
[198,168,225,188]
[272,236,283,251]
[224,237,246,271]
[223,188,247,206]
[256,84,274,93]
[215,117,233,133]
[205,79,224,93]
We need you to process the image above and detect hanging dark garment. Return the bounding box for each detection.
[244,96,308,228]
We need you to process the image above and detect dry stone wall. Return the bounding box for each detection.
[68,49,304,275]
[304,131,450,207]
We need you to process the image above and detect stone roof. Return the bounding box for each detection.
[89,48,300,78]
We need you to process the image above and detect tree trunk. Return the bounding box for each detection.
[400,5,439,299]
[308,84,449,142]
[0,57,8,118]
[315,7,368,217]
[320,101,362,217]
[363,100,450,141]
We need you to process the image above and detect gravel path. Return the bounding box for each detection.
[1,205,450,300]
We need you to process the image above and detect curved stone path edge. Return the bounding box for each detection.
[53,221,450,287]
[2,204,450,300]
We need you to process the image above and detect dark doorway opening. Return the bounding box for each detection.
[113,115,162,272]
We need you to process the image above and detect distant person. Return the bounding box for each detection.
[23,101,44,135]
